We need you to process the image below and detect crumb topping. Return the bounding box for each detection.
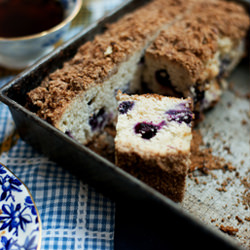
[146,0,250,83]
[147,18,219,82]
[191,0,250,41]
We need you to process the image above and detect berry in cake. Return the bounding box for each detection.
[115,91,194,202]
[118,101,134,114]
[134,121,166,140]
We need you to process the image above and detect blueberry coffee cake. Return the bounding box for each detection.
[115,91,193,202]
[26,0,249,201]
[142,0,250,119]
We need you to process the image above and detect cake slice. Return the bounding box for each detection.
[142,0,250,120]
[115,91,193,202]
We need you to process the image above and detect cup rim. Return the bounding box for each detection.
[0,0,82,41]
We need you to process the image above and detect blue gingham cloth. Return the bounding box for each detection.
[0,0,126,249]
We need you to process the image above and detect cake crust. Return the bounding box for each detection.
[115,150,189,202]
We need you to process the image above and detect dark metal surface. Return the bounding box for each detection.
[0,0,248,249]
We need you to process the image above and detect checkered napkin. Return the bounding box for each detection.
[0,0,128,249]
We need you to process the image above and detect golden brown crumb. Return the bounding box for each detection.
[241,120,247,125]
[194,177,199,184]
[147,18,218,82]
[235,216,244,224]
[219,225,239,236]
[244,217,250,222]
[192,1,250,41]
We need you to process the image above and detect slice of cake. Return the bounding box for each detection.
[142,0,250,120]
[115,91,194,202]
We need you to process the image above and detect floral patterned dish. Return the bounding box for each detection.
[0,163,41,250]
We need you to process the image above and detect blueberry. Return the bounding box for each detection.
[65,130,74,139]
[138,56,145,65]
[155,69,171,86]
[193,87,205,104]
[118,101,134,114]
[218,58,231,79]
[89,108,107,131]
[134,121,165,139]
[166,109,193,125]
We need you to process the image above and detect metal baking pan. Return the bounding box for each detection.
[0,0,249,249]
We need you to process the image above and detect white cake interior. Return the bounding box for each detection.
[115,93,193,157]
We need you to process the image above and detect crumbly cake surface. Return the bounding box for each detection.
[146,1,250,84]
[27,0,194,125]
[190,0,250,42]
[146,19,219,84]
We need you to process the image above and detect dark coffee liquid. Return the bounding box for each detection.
[0,0,64,38]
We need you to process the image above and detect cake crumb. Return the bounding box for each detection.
[194,177,199,184]
[216,186,227,192]
[219,225,239,235]
[244,217,250,221]
[235,216,243,224]
[241,119,247,125]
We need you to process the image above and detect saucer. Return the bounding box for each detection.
[0,163,41,250]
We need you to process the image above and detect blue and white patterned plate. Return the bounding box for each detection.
[0,163,41,250]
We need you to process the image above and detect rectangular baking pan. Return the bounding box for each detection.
[0,0,248,249]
